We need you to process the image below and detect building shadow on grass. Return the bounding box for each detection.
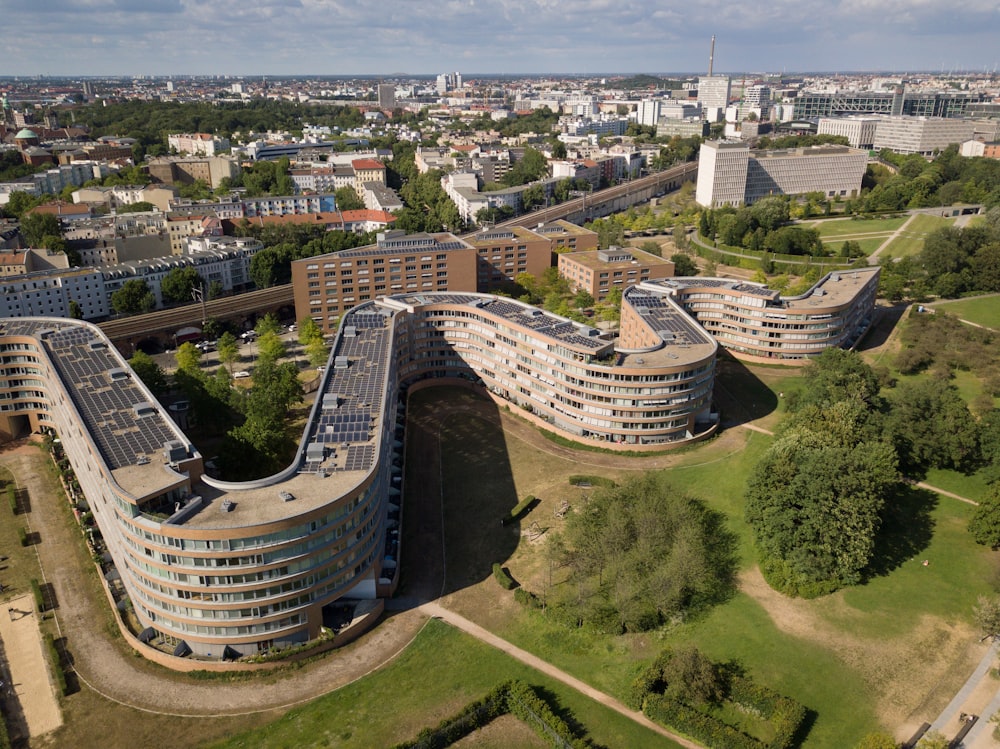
[865,483,938,580]
[713,355,781,427]
[396,385,522,602]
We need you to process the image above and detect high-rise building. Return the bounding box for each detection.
[377,84,395,110]
[697,77,730,122]
[742,84,771,121]
[636,100,662,128]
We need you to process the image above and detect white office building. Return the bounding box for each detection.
[697,141,867,207]
[698,76,731,122]
[871,116,977,156]
[636,100,662,127]
[817,117,882,149]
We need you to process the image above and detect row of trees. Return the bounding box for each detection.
[698,197,857,258]
[858,145,1000,213]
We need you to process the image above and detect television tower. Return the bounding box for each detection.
[708,35,716,77]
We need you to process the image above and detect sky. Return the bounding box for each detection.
[3,0,1000,77]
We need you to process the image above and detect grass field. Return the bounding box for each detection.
[880,214,955,258]
[393,376,996,749]
[807,216,908,238]
[929,295,1000,330]
[821,236,886,256]
[205,618,676,749]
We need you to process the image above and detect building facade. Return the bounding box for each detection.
[558,247,674,301]
[696,141,867,207]
[870,117,977,156]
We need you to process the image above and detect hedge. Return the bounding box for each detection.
[390,683,508,749]
[492,563,517,590]
[507,494,537,523]
[505,680,591,749]
[43,633,68,697]
[645,694,764,749]
[391,680,592,749]
[728,676,806,749]
[30,578,44,612]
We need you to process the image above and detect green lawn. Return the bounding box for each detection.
[881,214,955,258]
[808,216,908,238]
[929,295,1000,330]
[204,619,676,749]
[922,468,994,503]
[821,236,885,256]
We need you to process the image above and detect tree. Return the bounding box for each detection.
[334,186,365,211]
[217,332,240,375]
[174,342,203,375]
[68,299,83,320]
[637,240,661,257]
[111,279,156,315]
[305,337,329,368]
[790,348,883,412]
[969,484,1000,548]
[973,594,1000,640]
[553,473,736,632]
[745,400,898,596]
[128,351,167,395]
[886,380,980,473]
[20,212,61,247]
[749,196,789,232]
[661,647,724,706]
[160,266,203,304]
[914,732,949,749]
[256,331,285,363]
[116,201,156,214]
[670,253,698,277]
[255,313,282,337]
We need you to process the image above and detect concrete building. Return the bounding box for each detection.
[656,119,710,139]
[817,117,881,149]
[243,194,337,218]
[466,222,598,291]
[696,141,867,207]
[636,100,661,128]
[697,76,731,121]
[377,84,396,110]
[0,261,878,663]
[291,231,479,332]
[790,89,986,120]
[146,156,241,190]
[558,247,674,301]
[0,268,108,319]
[871,116,977,156]
[167,133,231,157]
[166,214,223,255]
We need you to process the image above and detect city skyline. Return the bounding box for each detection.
[3,0,1000,78]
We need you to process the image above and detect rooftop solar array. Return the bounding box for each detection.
[301,308,390,475]
[625,290,714,348]
[652,278,780,301]
[0,320,180,471]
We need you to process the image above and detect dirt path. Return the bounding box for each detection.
[419,601,700,749]
[0,593,62,738]
[0,444,431,721]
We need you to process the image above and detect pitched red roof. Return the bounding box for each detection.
[339,210,397,224]
[350,158,385,171]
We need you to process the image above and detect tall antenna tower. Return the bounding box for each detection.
[708,35,716,77]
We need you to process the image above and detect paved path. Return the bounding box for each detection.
[868,213,917,263]
[928,639,1000,748]
[0,593,62,738]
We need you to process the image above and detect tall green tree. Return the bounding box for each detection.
[886,380,980,473]
[128,350,167,395]
[217,332,240,375]
[160,266,203,304]
[334,186,364,211]
[111,279,156,315]
[20,212,61,247]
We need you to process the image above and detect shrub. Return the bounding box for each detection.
[44,633,68,696]
[18,527,28,547]
[505,680,591,749]
[31,578,44,612]
[645,694,763,749]
[492,563,517,590]
[514,587,543,609]
[507,494,537,522]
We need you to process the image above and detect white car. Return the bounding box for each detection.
[233,371,251,379]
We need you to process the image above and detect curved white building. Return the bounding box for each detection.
[0,268,877,661]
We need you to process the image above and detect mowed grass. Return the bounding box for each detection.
[929,295,1000,330]
[807,215,907,237]
[881,214,955,258]
[821,236,885,256]
[204,618,677,749]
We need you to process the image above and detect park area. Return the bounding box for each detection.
[3,305,1000,749]
[928,294,1000,331]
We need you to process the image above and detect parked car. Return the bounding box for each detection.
[233,371,251,379]
[168,400,190,413]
